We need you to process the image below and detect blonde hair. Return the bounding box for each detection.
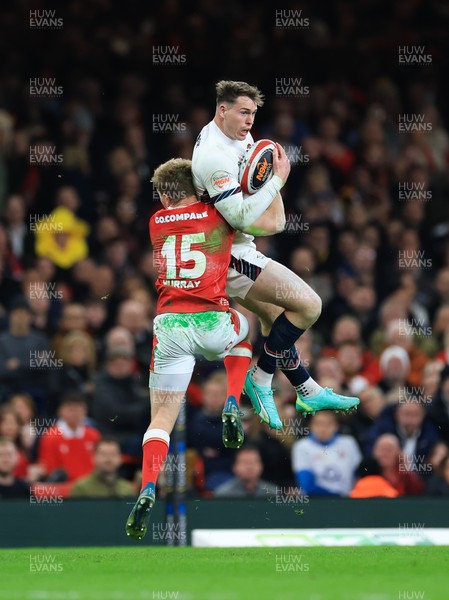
[60,330,97,371]
[216,80,264,107]
[151,158,196,204]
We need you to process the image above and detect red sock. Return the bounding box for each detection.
[141,429,170,492]
[224,341,252,406]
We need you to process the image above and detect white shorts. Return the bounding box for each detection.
[150,309,249,391]
[226,243,271,299]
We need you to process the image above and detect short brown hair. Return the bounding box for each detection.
[94,438,121,453]
[216,80,264,107]
[151,158,196,204]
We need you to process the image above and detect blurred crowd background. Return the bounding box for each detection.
[1,0,449,501]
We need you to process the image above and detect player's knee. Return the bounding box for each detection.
[259,316,274,337]
[309,292,322,323]
[299,291,322,326]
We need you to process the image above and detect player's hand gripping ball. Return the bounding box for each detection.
[238,139,275,195]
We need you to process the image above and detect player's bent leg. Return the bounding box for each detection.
[222,309,252,407]
[231,297,284,429]
[243,369,283,429]
[198,308,253,448]
[235,261,322,427]
[245,260,322,329]
[126,383,187,541]
[222,318,252,448]
[235,267,360,418]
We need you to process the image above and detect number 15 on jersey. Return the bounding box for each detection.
[160,233,207,280]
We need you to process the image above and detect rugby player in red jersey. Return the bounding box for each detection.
[126,157,285,540]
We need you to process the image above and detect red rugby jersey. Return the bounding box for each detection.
[150,201,234,313]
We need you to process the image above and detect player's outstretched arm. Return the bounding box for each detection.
[212,144,290,230]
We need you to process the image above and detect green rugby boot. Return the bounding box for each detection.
[243,369,282,430]
[222,396,244,449]
[125,482,155,540]
[296,387,360,416]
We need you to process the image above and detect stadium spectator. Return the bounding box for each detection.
[103,237,134,283]
[425,442,449,481]
[34,206,89,270]
[345,386,386,450]
[365,400,441,469]
[321,315,380,384]
[2,194,33,264]
[37,393,100,483]
[6,392,37,456]
[433,306,449,346]
[349,457,399,498]
[87,265,117,314]
[49,330,97,414]
[116,299,152,382]
[289,246,333,306]
[60,330,96,388]
[70,259,98,304]
[431,268,449,320]
[239,395,296,487]
[382,320,429,389]
[0,225,23,306]
[369,298,409,357]
[396,273,433,351]
[321,273,357,333]
[104,326,135,355]
[427,365,449,444]
[27,283,53,335]
[371,434,424,496]
[91,344,149,457]
[304,223,332,275]
[70,439,135,498]
[292,411,361,496]
[0,439,30,500]
[346,284,378,341]
[214,445,277,498]
[421,360,445,403]
[188,371,236,491]
[85,298,110,351]
[425,455,449,496]
[0,296,51,409]
[377,346,411,399]
[312,356,343,392]
[52,303,89,357]
[0,406,29,479]
[336,341,368,392]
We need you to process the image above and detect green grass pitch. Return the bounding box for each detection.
[0,546,447,600]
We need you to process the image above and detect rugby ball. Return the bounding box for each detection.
[239,139,275,195]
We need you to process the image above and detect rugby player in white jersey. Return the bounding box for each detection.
[192,80,359,430]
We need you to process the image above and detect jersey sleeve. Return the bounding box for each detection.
[201,152,242,203]
[199,152,284,230]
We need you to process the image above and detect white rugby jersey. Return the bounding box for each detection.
[291,434,362,496]
[192,120,255,250]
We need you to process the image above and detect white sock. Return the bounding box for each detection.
[295,377,322,398]
[143,428,170,446]
[251,366,273,387]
